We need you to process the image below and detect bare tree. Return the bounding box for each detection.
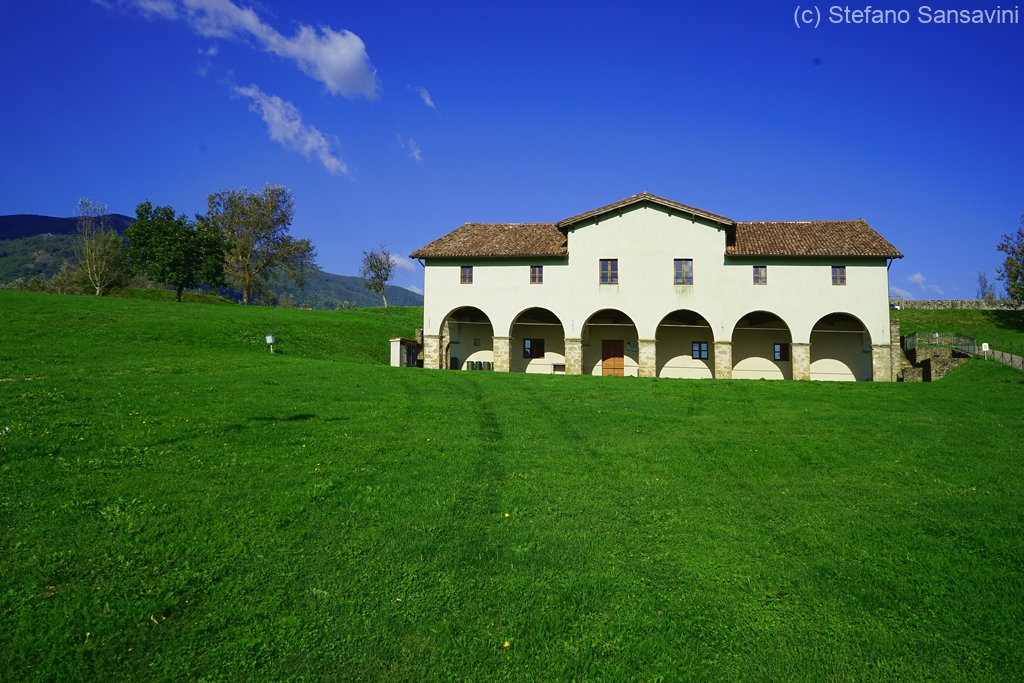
[74,198,129,296]
[976,271,997,302]
[360,243,396,308]
[207,185,317,305]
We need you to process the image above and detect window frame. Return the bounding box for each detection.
[753,265,767,285]
[460,266,473,284]
[774,343,790,362]
[674,258,694,285]
[530,265,543,284]
[599,259,618,284]
[523,338,546,359]
[832,265,847,286]
[691,341,709,360]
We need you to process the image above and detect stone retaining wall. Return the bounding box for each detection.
[890,299,1018,310]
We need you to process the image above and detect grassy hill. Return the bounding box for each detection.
[2,290,1023,682]
[893,307,1024,353]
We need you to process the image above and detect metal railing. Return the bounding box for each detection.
[980,339,1024,372]
[904,331,977,356]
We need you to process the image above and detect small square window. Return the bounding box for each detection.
[523,338,545,359]
[753,266,767,285]
[473,338,481,347]
[691,341,708,359]
[460,266,473,284]
[675,259,693,285]
[774,343,790,361]
[832,266,846,286]
[600,259,618,284]
[530,265,543,284]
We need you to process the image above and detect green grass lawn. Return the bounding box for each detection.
[3,290,1023,682]
[893,308,1024,354]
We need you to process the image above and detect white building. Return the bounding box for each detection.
[410,193,903,381]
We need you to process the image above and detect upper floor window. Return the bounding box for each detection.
[832,266,846,286]
[692,341,708,359]
[753,266,767,285]
[774,343,790,361]
[460,266,473,284]
[675,259,693,285]
[600,259,618,284]
[530,265,543,284]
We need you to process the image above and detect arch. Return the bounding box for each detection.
[510,307,567,374]
[809,312,872,382]
[655,309,715,379]
[581,309,639,377]
[441,306,494,370]
[731,310,793,380]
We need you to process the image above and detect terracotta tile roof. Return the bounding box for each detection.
[557,192,733,227]
[409,222,567,258]
[730,220,903,258]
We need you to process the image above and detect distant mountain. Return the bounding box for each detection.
[275,270,423,309]
[0,214,134,241]
[0,214,423,309]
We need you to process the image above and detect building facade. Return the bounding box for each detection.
[410,193,903,381]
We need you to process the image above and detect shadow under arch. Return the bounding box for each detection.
[810,312,872,381]
[441,306,494,370]
[655,309,715,379]
[582,308,638,376]
[509,307,567,374]
[731,310,793,380]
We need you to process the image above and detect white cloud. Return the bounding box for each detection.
[395,134,423,162]
[392,254,418,274]
[234,84,351,177]
[406,139,422,162]
[406,284,423,295]
[108,0,378,99]
[411,86,436,109]
[889,286,913,299]
[906,272,944,295]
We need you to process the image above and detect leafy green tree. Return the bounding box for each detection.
[125,202,229,302]
[360,243,396,308]
[74,198,130,296]
[996,216,1024,305]
[206,185,317,305]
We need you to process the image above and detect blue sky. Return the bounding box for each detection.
[1,0,1021,297]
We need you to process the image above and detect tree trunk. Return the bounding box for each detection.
[382,291,388,308]
[176,286,184,302]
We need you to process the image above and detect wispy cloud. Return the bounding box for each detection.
[393,254,419,274]
[395,134,423,162]
[234,84,351,177]
[406,284,423,295]
[99,0,378,99]
[907,272,943,296]
[410,86,436,110]
[889,286,913,299]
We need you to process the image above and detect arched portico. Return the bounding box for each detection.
[581,309,639,376]
[438,306,494,370]
[655,310,715,379]
[731,311,793,380]
[510,308,567,374]
[810,313,872,381]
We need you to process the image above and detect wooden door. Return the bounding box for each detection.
[602,340,624,376]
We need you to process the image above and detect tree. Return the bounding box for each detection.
[996,216,1024,305]
[74,198,130,296]
[206,185,317,304]
[125,202,229,302]
[976,271,997,302]
[360,243,396,308]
